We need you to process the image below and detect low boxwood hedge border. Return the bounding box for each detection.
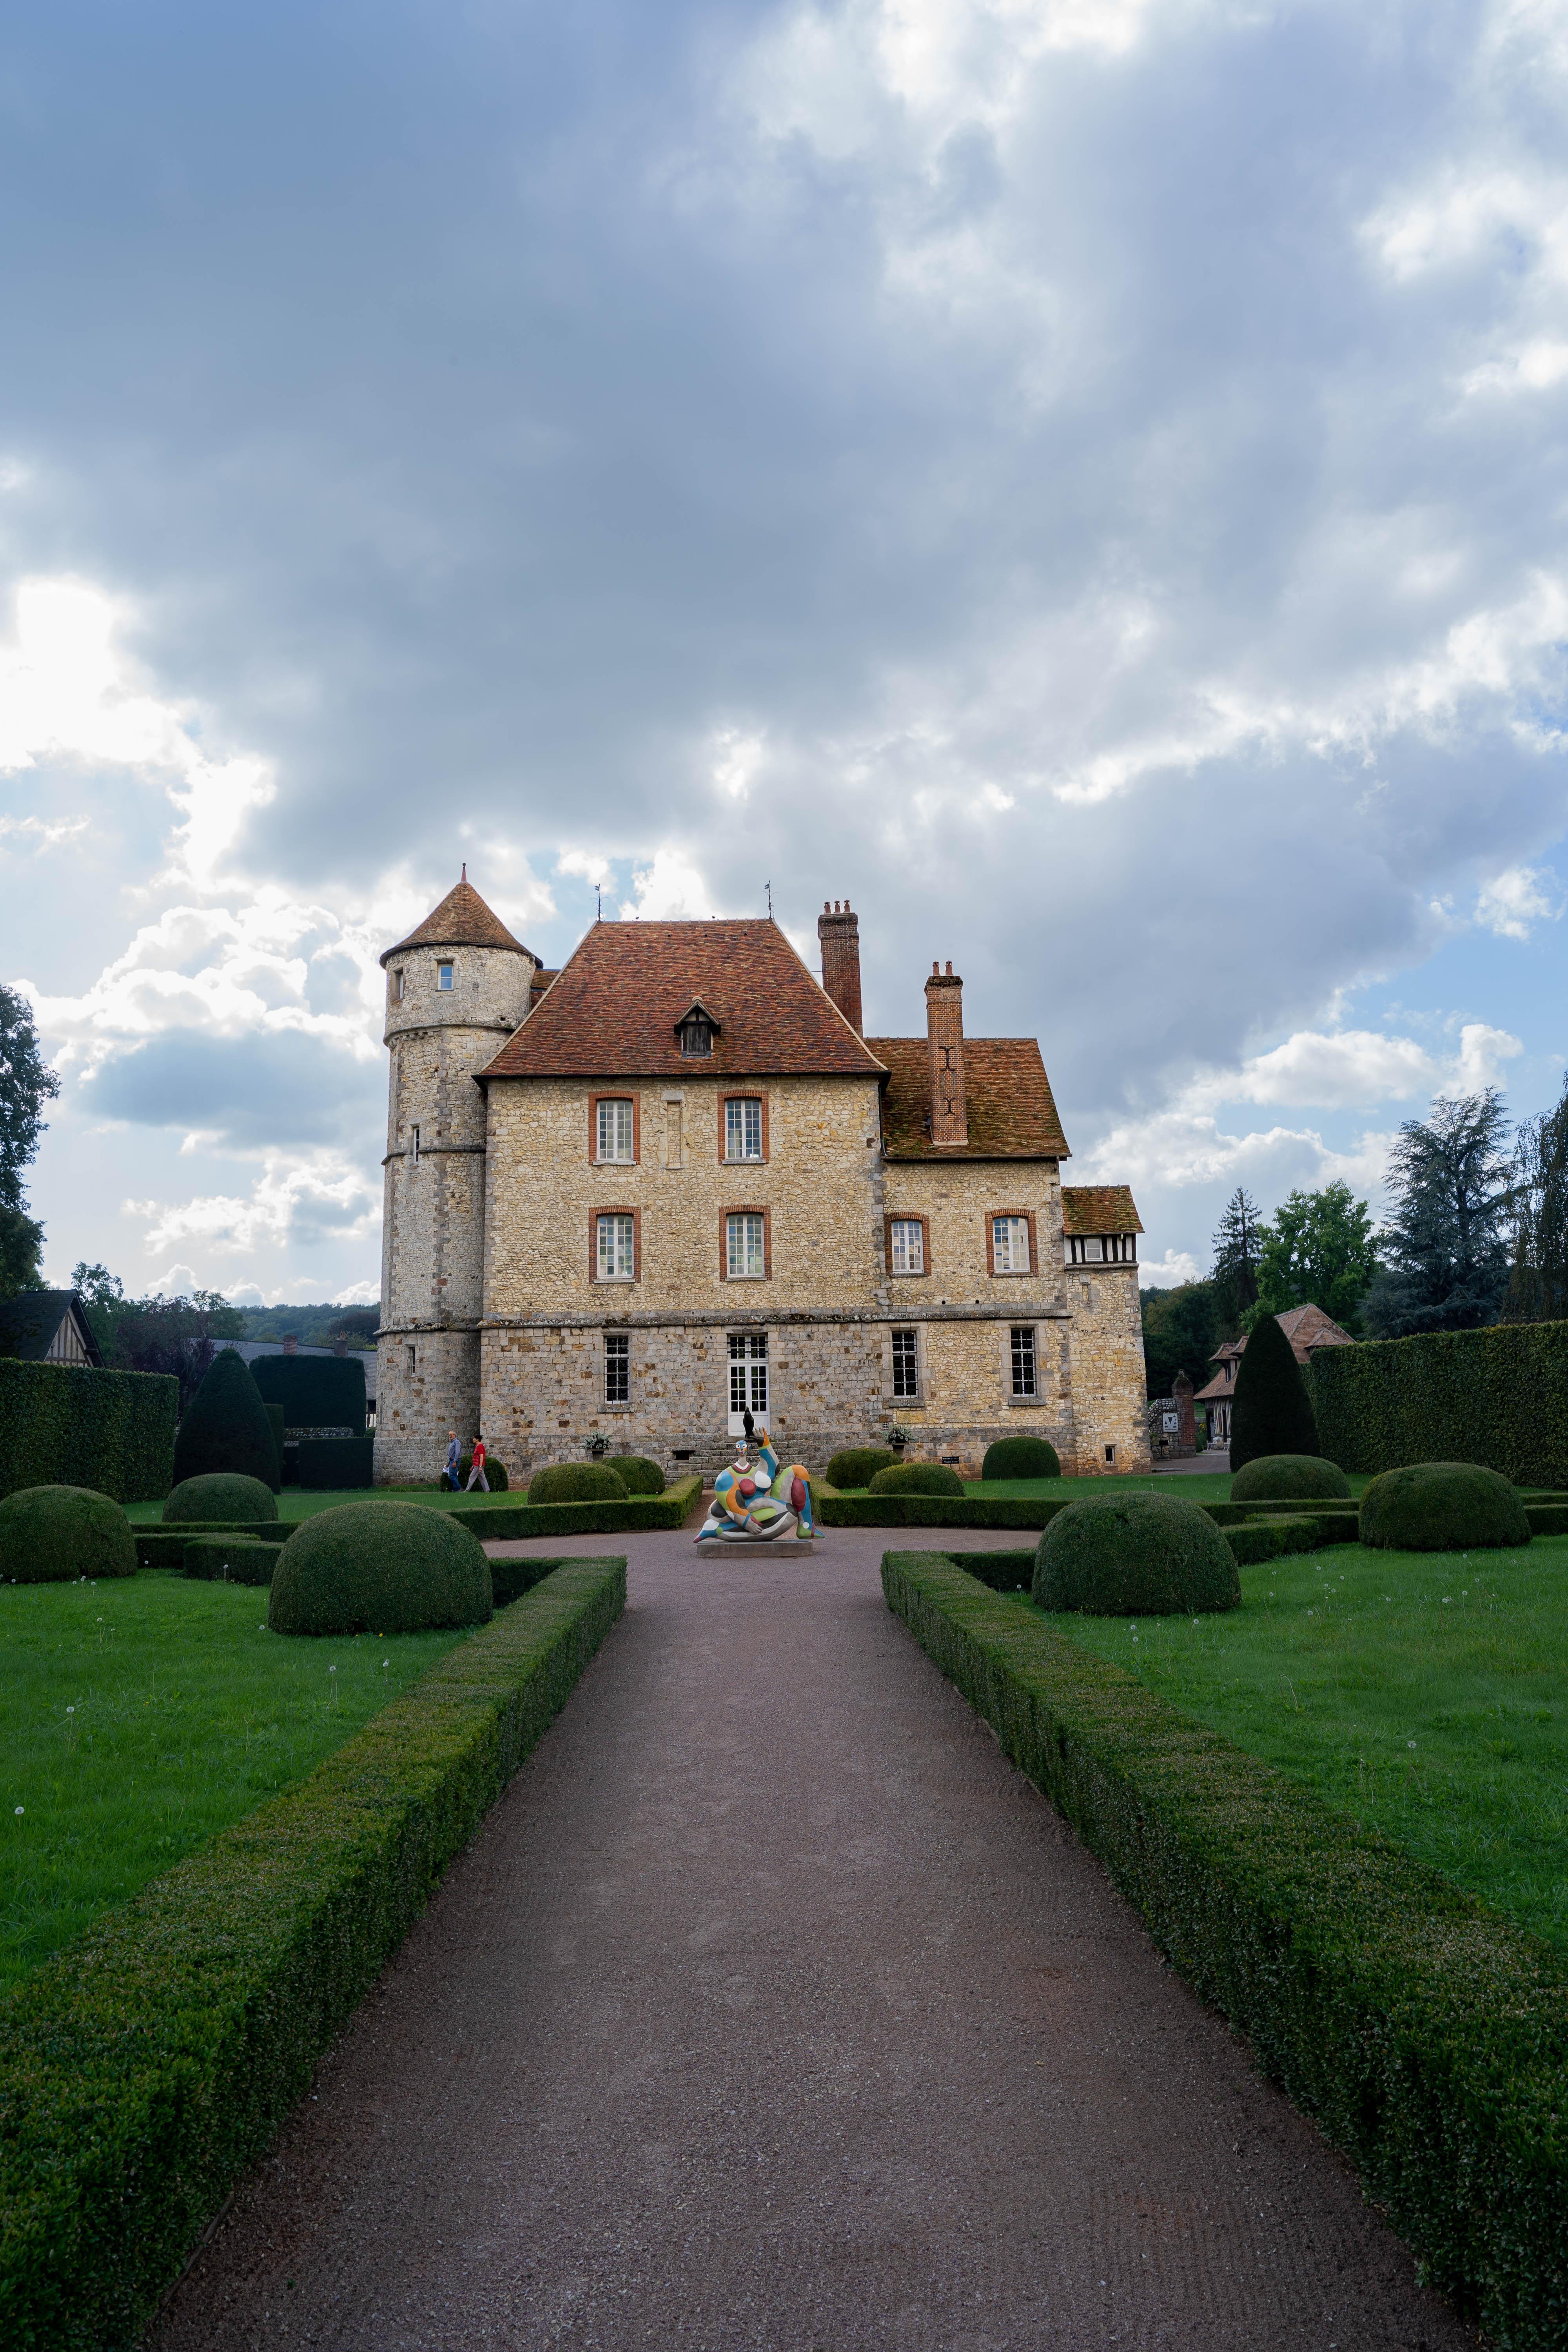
[819,1493,1071,1530]
[0,1555,626,2349]
[182,1537,283,1586]
[883,1551,1568,2349]
[410,1473,704,1540]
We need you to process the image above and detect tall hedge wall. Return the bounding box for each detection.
[249,1354,367,1434]
[1310,1321,1568,1486]
[0,1359,176,1504]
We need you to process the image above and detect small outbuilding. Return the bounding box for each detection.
[0,1290,104,1368]
[1195,1304,1354,1448]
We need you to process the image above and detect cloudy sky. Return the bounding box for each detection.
[3,0,1567,1304]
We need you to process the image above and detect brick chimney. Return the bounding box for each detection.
[333,1336,347,1357]
[817,900,863,1034]
[925,960,968,1147]
[282,1334,298,1356]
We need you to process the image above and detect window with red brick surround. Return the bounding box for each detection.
[720,1205,772,1279]
[590,1206,640,1282]
[884,1213,931,1276]
[985,1210,1037,1276]
[588,1093,639,1165]
[718,1091,769,1164]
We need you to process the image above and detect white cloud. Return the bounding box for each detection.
[127,1149,380,1261]
[1475,863,1561,937]
[0,813,88,851]
[618,848,718,920]
[1138,1248,1201,1287]
[710,725,766,800]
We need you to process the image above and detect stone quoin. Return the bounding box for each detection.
[374,878,1151,1482]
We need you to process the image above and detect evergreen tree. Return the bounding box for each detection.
[1505,1073,1568,1323]
[1228,1310,1319,1472]
[1210,1187,1263,1325]
[1140,1280,1224,1399]
[0,984,58,1299]
[1364,1089,1511,1338]
[1252,1183,1378,1331]
[171,1347,281,1491]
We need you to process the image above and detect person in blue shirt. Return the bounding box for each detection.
[443,1431,461,1491]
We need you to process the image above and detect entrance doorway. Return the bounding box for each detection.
[728,1332,768,1436]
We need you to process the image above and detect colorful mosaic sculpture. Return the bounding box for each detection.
[695,1428,817,1544]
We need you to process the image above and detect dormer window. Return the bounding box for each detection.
[674,997,720,1058]
[437,961,454,991]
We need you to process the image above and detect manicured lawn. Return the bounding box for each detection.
[965,1472,1237,1500]
[1017,1536,1568,1954]
[0,1574,466,1994]
[125,1485,528,1525]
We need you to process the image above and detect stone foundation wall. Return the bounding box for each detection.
[375,1325,481,1485]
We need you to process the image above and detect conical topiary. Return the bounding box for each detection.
[1227,1313,1319,1474]
[172,1348,281,1492]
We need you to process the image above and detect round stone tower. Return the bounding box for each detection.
[375,871,537,1483]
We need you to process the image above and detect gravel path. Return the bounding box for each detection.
[152,1529,1472,2351]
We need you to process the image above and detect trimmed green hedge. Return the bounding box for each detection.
[1527,1504,1568,1537]
[297,1437,375,1490]
[980,1435,1061,1481]
[1224,1513,1354,1565]
[1230,1454,1350,1503]
[0,1359,176,1506]
[434,1475,702,1539]
[270,1504,492,1637]
[135,1521,287,1572]
[825,1446,897,1490]
[527,1461,627,1504]
[165,1472,277,1525]
[0,1487,136,1584]
[608,1455,664,1496]
[881,1551,1568,2349]
[1035,1492,1239,1615]
[868,1461,964,1496]
[183,1537,283,1586]
[1311,1319,1568,1485]
[249,1353,368,1434]
[0,1556,625,2348]
[1361,1463,1532,1553]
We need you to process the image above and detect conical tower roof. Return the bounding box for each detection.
[379,869,536,966]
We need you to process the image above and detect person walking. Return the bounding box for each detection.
[465,1435,489,1493]
[443,1431,461,1491]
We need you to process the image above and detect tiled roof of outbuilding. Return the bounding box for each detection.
[379,876,535,967]
[479,920,885,1079]
[1062,1183,1142,1236]
[0,1291,103,1367]
[869,1036,1070,1161]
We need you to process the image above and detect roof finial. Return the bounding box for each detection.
[461,862,467,882]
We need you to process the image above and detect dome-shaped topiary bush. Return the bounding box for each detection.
[1230,1454,1351,1503]
[172,1347,281,1490]
[1228,1314,1318,1473]
[164,1472,278,1525]
[867,1461,964,1496]
[1034,1491,1240,1615]
[826,1446,897,1490]
[611,1456,666,1495]
[0,1486,136,1583]
[526,1461,628,1504]
[268,1502,492,1635]
[1360,1463,1530,1553]
[980,1435,1062,1482]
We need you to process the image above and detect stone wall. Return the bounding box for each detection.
[1063,1266,1152,1473]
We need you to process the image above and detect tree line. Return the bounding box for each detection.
[1143,1080,1568,1398]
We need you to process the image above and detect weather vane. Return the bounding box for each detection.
[596,883,602,921]
[766,879,773,917]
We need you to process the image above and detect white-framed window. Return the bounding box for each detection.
[597,1213,636,1280]
[1010,1325,1038,1397]
[891,1328,920,1399]
[437,960,454,991]
[728,1331,768,1430]
[604,1331,630,1403]
[725,1097,763,1161]
[597,1098,635,1163]
[889,1218,925,1275]
[726,1212,766,1278]
[993,1215,1031,1274]
[1068,1234,1136,1265]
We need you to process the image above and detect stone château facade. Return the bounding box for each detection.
[375,875,1151,1482]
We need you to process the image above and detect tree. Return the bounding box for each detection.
[1364,1089,1512,1339]
[1210,1187,1263,1326]
[1228,1310,1319,1472]
[1252,1183,1379,1332]
[0,984,58,1297]
[1505,1073,1568,1323]
[71,1263,245,1414]
[1140,1281,1224,1400]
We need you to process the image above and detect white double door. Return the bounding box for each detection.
[728,1332,768,1435]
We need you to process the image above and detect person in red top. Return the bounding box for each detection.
[465,1435,489,1492]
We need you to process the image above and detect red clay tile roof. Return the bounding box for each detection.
[869,1036,1071,1161]
[479,920,885,1080]
[1062,1183,1142,1236]
[1194,1366,1237,1401]
[380,877,535,967]
[1205,1305,1356,1373]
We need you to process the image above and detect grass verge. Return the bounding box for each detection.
[882,1549,1568,2350]
[0,1557,625,2351]
[1029,1536,1568,1956]
[125,1474,704,1537]
[0,1577,467,1997]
